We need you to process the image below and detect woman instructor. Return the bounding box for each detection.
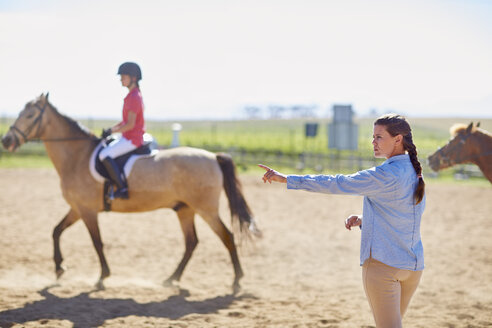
[260,114,425,328]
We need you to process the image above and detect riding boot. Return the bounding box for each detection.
[101,157,129,199]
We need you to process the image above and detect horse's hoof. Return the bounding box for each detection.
[232,282,241,295]
[55,267,65,279]
[47,282,61,289]
[163,278,176,287]
[95,279,105,290]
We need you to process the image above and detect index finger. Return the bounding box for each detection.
[257,164,272,171]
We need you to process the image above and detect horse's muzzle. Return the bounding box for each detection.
[427,154,441,172]
[1,134,17,152]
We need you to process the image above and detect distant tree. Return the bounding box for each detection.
[301,105,318,117]
[245,104,319,119]
[244,106,261,119]
[268,105,286,119]
[290,105,302,118]
[290,105,318,118]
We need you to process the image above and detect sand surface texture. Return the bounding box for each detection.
[0,168,491,327]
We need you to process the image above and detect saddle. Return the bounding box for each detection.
[95,140,152,181]
[92,137,155,211]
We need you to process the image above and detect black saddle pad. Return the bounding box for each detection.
[95,139,152,180]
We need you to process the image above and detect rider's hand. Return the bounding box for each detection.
[345,215,362,230]
[258,164,287,184]
[101,128,112,139]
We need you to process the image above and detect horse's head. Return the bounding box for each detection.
[427,122,480,171]
[2,93,51,152]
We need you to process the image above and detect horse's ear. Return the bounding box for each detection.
[45,92,50,101]
[476,121,480,128]
[466,122,473,133]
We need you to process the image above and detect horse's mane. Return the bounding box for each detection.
[450,123,477,136]
[450,123,492,138]
[49,102,98,140]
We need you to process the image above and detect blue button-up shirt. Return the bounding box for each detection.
[286,154,425,271]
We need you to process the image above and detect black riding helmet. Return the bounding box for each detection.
[117,62,142,81]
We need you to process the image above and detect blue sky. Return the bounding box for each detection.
[0,0,491,120]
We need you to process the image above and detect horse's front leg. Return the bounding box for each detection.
[80,209,110,288]
[53,208,80,279]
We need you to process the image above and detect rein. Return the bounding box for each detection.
[27,136,94,142]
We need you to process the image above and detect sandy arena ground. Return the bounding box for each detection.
[0,168,491,327]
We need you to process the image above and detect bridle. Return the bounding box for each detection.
[7,100,92,145]
[8,101,48,146]
[434,131,492,166]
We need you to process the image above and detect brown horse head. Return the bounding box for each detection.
[427,122,481,171]
[2,93,93,153]
[2,93,51,152]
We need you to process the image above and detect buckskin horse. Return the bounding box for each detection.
[427,122,492,183]
[1,94,260,290]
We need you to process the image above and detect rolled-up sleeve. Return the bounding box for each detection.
[287,166,395,197]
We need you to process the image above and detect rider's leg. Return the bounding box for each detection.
[99,137,136,199]
[101,156,128,199]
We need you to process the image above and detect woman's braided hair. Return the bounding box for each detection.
[374,114,425,204]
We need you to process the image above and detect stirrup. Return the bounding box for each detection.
[110,186,129,200]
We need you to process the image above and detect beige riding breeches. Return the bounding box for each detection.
[362,257,423,328]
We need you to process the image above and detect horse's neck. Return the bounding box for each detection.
[475,156,492,182]
[473,132,492,155]
[470,132,492,182]
[42,108,96,177]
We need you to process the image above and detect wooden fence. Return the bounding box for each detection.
[0,140,485,180]
[212,147,381,173]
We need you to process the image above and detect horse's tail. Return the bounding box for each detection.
[216,153,262,238]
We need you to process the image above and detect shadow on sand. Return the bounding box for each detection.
[0,285,255,327]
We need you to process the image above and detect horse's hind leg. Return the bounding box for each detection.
[53,208,80,279]
[200,212,243,291]
[165,205,198,286]
[80,209,110,288]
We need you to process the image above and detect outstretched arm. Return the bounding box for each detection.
[258,164,287,184]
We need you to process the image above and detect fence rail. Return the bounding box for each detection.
[0,140,485,181]
[216,147,381,173]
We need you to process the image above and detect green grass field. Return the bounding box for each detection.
[147,117,491,157]
[0,116,490,186]
[2,116,490,155]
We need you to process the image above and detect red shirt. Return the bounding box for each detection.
[122,87,145,147]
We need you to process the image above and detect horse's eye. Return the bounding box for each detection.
[26,113,34,119]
